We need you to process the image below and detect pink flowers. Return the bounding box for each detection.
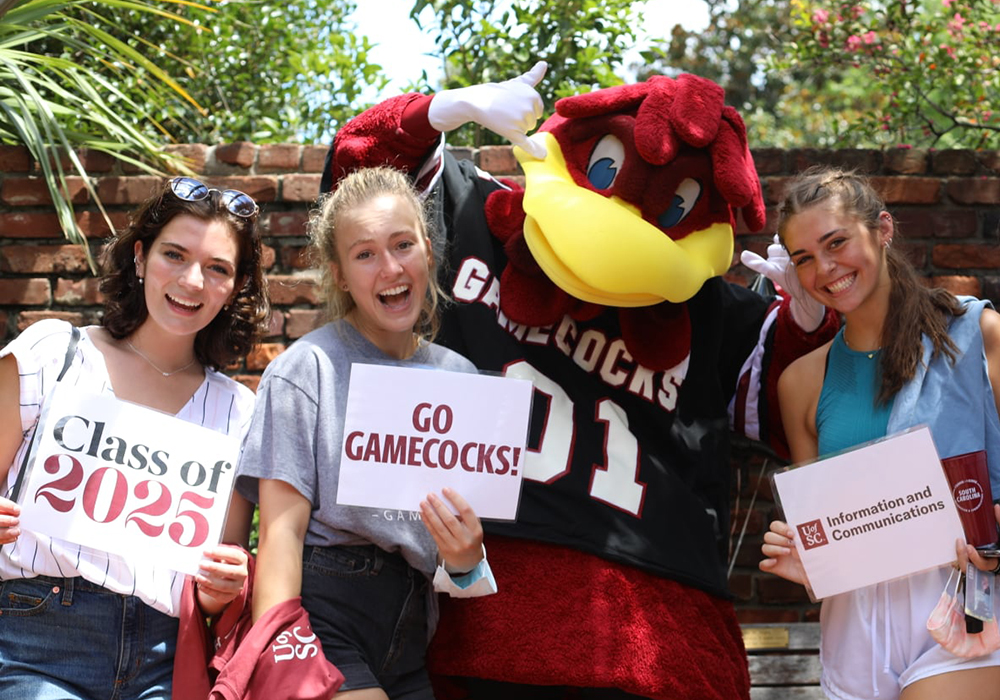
[845,31,878,52]
[948,12,966,36]
[786,0,997,147]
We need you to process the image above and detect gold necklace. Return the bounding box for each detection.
[125,339,197,377]
[842,332,880,360]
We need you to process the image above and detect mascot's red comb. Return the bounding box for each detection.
[556,73,766,232]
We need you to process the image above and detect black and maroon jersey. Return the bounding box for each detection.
[426,152,769,596]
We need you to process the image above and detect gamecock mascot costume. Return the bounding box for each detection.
[321,62,837,699]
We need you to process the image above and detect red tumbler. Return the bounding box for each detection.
[942,450,1000,556]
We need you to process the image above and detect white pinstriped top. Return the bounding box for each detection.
[0,319,255,616]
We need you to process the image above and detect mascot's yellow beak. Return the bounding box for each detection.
[514,132,734,307]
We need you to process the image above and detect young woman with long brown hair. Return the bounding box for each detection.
[760,166,1000,699]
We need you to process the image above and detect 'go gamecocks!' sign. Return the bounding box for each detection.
[18,386,240,575]
[336,363,533,520]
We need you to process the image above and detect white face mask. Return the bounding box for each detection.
[927,569,1000,658]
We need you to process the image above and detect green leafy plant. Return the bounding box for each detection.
[0,0,202,271]
[781,0,1000,147]
[638,0,998,148]
[86,0,388,144]
[410,0,640,147]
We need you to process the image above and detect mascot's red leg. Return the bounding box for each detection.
[428,536,750,700]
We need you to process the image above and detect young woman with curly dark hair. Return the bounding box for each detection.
[0,177,269,700]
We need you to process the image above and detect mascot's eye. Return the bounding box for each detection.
[586,135,625,190]
[657,178,702,229]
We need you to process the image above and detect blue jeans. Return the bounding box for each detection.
[0,575,178,700]
[301,544,433,699]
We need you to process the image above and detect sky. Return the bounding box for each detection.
[348,1,711,94]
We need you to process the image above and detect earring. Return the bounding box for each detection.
[341,283,349,291]
[885,239,892,249]
[138,277,144,285]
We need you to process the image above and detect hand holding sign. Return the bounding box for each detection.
[195,543,250,616]
[420,487,485,574]
[0,496,20,545]
[760,520,810,587]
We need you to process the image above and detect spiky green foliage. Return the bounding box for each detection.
[0,0,200,271]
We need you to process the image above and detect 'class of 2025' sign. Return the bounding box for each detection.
[17,385,240,575]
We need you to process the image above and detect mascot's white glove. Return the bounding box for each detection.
[741,235,826,332]
[427,61,548,160]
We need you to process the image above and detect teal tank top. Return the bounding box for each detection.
[816,328,894,456]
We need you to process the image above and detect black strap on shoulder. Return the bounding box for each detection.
[56,326,81,381]
[8,325,81,505]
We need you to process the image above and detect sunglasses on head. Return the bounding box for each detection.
[168,177,259,219]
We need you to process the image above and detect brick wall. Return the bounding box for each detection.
[2,142,999,622]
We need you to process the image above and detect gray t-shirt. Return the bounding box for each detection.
[236,319,477,576]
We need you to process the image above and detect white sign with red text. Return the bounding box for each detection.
[336,364,533,520]
[18,385,240,575]
[772,426,964,600]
